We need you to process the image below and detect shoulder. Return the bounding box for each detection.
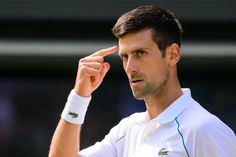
[179,100,236,156]
[185,101,234,135]
[191,115,236,156]
[178,99,224,130]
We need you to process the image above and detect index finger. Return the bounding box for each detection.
[90,46,117,57]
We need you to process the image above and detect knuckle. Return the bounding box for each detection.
[79,65,87,73]
[79,57,87,63]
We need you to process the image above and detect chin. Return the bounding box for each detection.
[132,91,145,100]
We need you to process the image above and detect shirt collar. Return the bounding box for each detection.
[152,88,192,124]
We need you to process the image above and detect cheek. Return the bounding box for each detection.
[122,61,127,71]
[149,61,168,79]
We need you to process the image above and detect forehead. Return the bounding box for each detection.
[118,29,157,54]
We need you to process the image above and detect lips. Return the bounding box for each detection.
[129,73,144,86]
[130,79,143,87]
[131,79,143,83]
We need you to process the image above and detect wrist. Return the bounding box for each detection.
[61,89,91,124]
[73,88,91,97]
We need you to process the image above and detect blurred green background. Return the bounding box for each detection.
[0,0,236,156]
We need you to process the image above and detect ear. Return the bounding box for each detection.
[165,43,181,67]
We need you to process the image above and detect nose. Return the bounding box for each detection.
[124,57,138,75]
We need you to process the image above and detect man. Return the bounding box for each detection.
[49,5,236,157]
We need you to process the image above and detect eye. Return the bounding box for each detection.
[120,54,128,61]
[137,50,146,57]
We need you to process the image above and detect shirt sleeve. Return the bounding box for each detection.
[192,116,236,157]
[78,112,140,157]
[79,125,118,157]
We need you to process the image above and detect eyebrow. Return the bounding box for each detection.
[119,48,148,56]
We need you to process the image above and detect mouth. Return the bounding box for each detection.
[129,73,144,87]
[131,79,142,83]
[130,79,143,86]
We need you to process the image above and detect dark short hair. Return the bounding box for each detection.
[112,5,183,52]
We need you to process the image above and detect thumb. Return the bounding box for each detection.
[100,62,110,79]
[91,62,110,91]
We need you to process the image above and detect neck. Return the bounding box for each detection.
[144,78,183,120]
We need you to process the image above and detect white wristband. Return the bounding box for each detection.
[61,89,91,124]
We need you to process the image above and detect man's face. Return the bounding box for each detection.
[118,29,169,100]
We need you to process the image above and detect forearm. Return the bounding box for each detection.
[49,90,90,157]
[49,46,116,157]
[49,119,81,157]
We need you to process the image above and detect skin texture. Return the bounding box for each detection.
[49,28,182,157]
[49,46,117,157]
[119,29,183,119]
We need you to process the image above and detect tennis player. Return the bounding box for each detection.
[49,5,236,157]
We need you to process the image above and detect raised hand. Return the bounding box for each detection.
[74,46,117,97]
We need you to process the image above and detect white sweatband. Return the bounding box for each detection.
[61,89,91,124]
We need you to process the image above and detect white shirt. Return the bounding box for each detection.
[79,88,236,157]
